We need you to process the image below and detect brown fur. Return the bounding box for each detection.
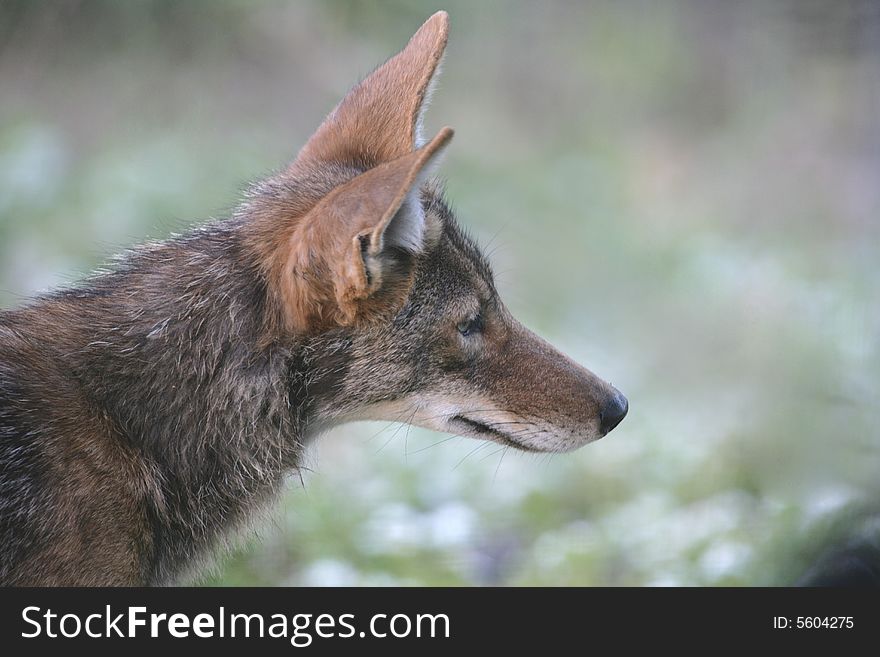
[249,128,453,334]
[0,11,627,585]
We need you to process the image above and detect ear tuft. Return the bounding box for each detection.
[365,126,452,254]
[382,195,426,254]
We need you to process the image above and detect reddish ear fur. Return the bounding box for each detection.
[292,10,449,171]
[246,12,453,337]
[278,128,452,333]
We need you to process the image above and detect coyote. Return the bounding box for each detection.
[0,11,627,585]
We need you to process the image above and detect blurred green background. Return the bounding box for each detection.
[1,0,878,585]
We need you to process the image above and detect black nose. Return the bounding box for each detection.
[599,390,628,435]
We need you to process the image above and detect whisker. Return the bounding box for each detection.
[407,434,459,455]
[478,445,507,462]
[364,421,399,443]
[403,406,418,462]
[376,418,410,453]
[493,446,509,482]
[454,442,490,470]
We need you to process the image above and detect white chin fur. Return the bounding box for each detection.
[348,394,603,454]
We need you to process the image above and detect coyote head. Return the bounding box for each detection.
[247,11,627,453]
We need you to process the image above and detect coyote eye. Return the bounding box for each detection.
[457,313,484,337]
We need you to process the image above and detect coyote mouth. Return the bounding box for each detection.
[448,414,540,452]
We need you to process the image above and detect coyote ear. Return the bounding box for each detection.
[332,127,452,305]
[279,128,452,333]
[292,11,449,170]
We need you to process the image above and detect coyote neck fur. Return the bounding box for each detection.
[31,218,353,583]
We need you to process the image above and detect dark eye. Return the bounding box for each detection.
[457,313,484,337]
